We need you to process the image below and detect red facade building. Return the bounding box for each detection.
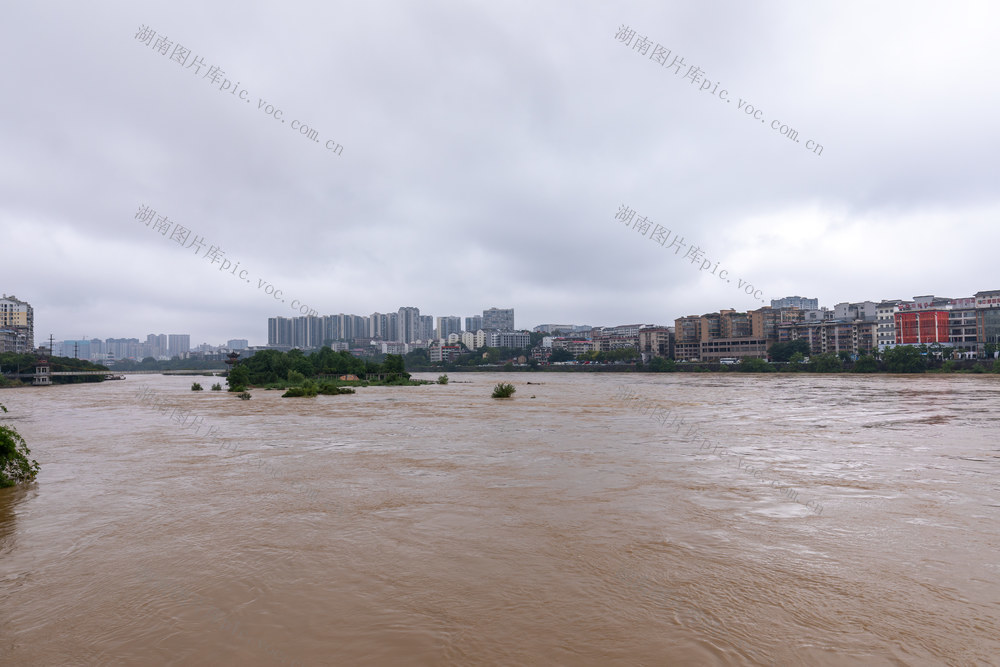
[895,310,950,344]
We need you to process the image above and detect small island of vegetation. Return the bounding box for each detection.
[225,349,430,397]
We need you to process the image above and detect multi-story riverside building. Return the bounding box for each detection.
[0,294,33,353]
[770,296,819,310]
[975,289,1000,354]
[673,315,702,361]
[700,337,769,361]
[947,297,978,355]
[487,331,531,349]
[672,311,767,361]
[778,320,877,356]
[638,326,673,361]
[533,324,579,334]
[834,301,877,322]
[550,338,595,356]
[749,306,803,343]
[876,300,905,350]
[428,343,461,363]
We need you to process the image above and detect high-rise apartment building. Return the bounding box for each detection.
[465,315,483,332]
[0,294,34,353]
[146,334,168,358]
[104,338,142,361]
[482,307,514,331]
[436,316,462,340]
[370,312,391,340]
[398,307,421,343]
[168,334,190,357]
[268,317,293,347]
[418,315,434,342]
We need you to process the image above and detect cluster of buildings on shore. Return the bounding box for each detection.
[657,292,1000,362]
[268,290,1000,364]
[8,288,1000,365]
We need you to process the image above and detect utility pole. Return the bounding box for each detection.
[74,341,79,359]
[48,334,54,358]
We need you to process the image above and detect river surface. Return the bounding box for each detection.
[1,372,999,665]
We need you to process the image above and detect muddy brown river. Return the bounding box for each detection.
[1,372,998,665]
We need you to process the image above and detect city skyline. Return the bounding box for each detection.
[17,284,998,363]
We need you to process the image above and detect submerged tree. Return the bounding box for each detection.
[0,403,40,488]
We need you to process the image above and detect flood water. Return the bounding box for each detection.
[1,372,999,665]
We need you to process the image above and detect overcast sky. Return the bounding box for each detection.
[3,1,998,347]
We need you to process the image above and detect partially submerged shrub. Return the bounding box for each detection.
[492,382,516,398]
[318,382,355,395]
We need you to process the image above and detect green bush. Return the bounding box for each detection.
[191,382,203,391]
[287,370,306,385]
[437,374,449,385]
[737,357,772,373]
[492,382,516,398]
[318,382,355,395]
[853,356,879,373]
[211,383,222,391]
[992,359,1000,374]
[647,357,676,372]
[0,403,39,487]
[884,346,927,373]
[971,363,986,374]
[283,380,319,397]
[237,391,252,400]
[809,353,842,373]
